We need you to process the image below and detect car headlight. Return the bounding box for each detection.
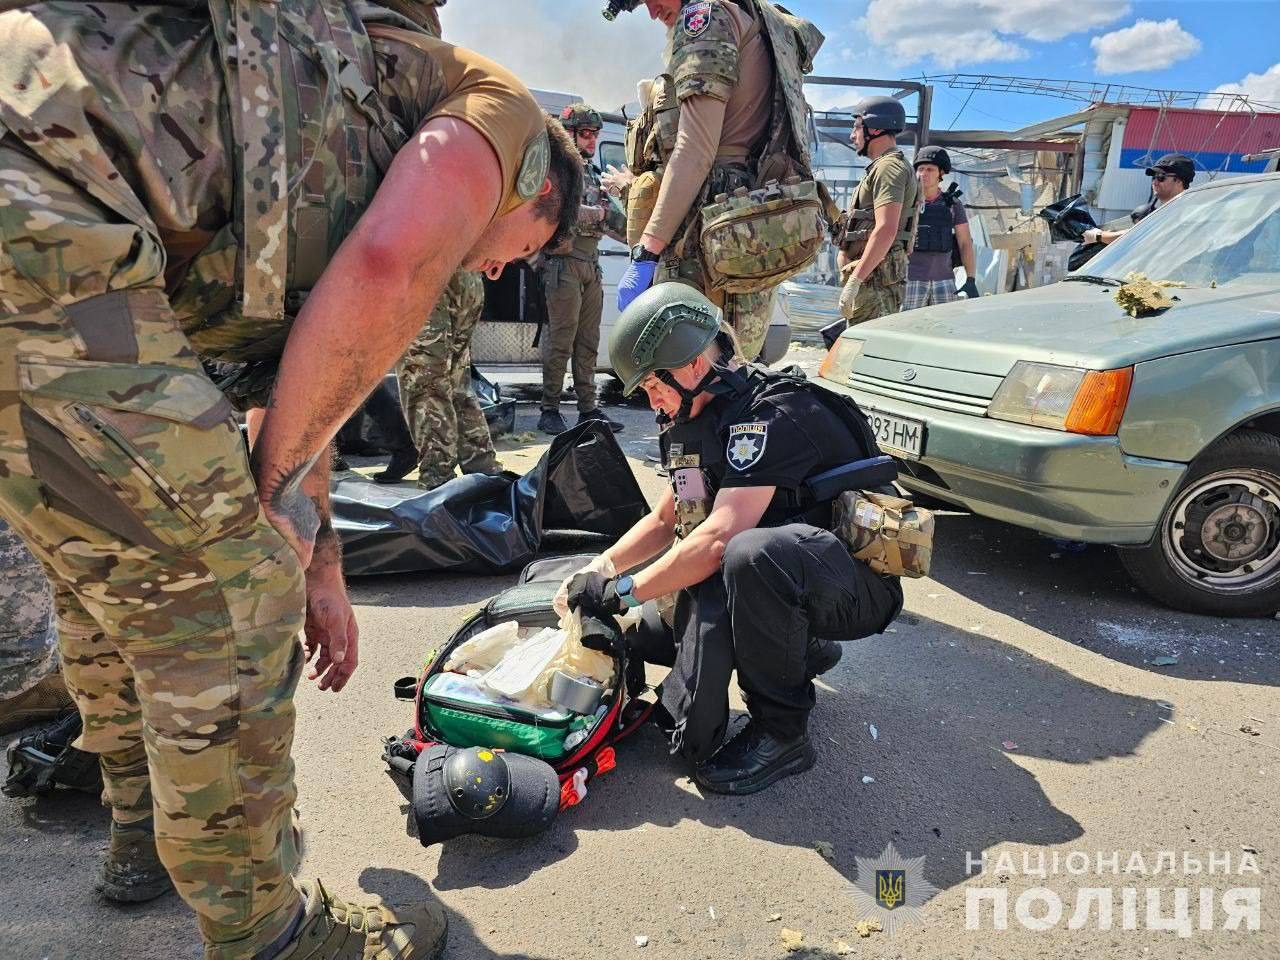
[818,337,865,385]
[988,362,1133,435]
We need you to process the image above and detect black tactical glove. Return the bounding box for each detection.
[960,278,980,299]
[566,572,626,624]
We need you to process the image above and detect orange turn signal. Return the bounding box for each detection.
[1064,367,1133,436]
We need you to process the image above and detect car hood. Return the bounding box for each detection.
[853,280,1280,376]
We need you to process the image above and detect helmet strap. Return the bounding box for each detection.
[654,335,747,423]
[857,128,894,158]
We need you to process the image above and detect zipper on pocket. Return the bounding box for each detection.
[72,404,205,531]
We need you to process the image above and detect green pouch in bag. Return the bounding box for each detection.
[421,673,587,762]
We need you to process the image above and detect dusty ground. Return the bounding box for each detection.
[4,357,1279,959]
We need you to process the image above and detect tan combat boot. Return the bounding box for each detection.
[95,817,175,903]
[271,880,447,960]
[0,672,74,735]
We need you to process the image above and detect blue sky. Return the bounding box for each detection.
[442,1,1280,131]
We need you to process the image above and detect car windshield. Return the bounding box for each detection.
[1080,179,1280,288]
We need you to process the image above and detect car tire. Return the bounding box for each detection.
[1118,429,1280,617]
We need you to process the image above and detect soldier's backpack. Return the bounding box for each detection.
[383,556,653,844]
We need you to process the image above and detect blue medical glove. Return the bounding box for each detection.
[617,259,657,312]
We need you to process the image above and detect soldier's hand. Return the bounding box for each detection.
[839,272,862,319]
[602,164,634,197]
[303,566,359,692]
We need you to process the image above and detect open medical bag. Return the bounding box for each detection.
[383,555,653,845]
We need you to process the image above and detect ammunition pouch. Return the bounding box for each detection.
[832,491,935,578]
[698,177,825,294]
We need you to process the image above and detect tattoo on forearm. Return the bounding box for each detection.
[265,457,322,547]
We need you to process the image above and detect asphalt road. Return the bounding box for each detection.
[4,361,1280,960]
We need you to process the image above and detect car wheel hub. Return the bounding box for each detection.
[1165,469,1280,592]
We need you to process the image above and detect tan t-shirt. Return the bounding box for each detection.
[855,149,916,234]
[645,0,773,245]
[368,28,546,218]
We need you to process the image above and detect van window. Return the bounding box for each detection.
[599,140,626,173]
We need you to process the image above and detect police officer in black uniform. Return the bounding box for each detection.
[566,283,903,794]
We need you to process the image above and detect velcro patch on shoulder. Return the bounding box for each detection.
[726,421,768,471]
[516,129,550,202]
[682,1,714,38]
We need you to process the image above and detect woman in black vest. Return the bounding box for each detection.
[903,146,979,311]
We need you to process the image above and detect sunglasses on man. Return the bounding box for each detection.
[1150,173,1177,183]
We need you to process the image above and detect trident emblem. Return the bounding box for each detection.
[876,869,905,910]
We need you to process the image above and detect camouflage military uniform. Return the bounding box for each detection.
[397,269,499,490]
[542,159,625,414]
[0,4,546,957]
[839,148,918,325]
[0,516,57,699]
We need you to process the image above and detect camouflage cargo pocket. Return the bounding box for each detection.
[17,356,260,554]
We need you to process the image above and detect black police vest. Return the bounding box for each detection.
[659,366,879,536]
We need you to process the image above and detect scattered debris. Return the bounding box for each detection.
[634,935,649,948]
[814,841,835,860]
[834,939,855,956]
[861,775,876,785]
[1243,845,1259,854]
[1157,701,1175,710]
[869,724,879,741]
[854,918,884,938]
[708,906,717,922]
[1002,740,1018,750]
[1151,655,1180,666]
[1241,725,1262,737]
[1048,552,1062,559]
[766,913,783,923]
[966,571,989,576]
[780,929,805,952]
[1114,273,1183,317]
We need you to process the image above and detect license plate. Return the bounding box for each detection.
[865,408,925,459]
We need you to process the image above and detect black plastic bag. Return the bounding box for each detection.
[333,421,648,576]
[1068,242,1107,272]
[1037,194,1097,243]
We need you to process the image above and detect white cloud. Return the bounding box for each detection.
[1090,19,1201,74]
[858,0,1130,68]
[1210,62,1280,108]
[440,0,665,111]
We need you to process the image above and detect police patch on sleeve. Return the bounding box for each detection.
[682,1,713,38]
[516,129,550,202]
[726,422,768,471]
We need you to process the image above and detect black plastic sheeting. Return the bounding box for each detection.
[333,421,648,576]
[1038,194,1106,272]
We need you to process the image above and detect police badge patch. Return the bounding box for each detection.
[682,1,713,38]
[726,422,767,470]
[516,129,550,202]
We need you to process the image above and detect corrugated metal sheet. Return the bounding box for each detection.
[1120,107,1280,174]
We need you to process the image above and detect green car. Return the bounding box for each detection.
[817,173,1280,616]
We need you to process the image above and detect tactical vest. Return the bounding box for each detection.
[181,1,423,363]
[914,189,958,255]
[837,149,919,261]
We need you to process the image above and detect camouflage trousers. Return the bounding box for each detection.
[0,138,305,959]
[844,246,908,326]
[658,253,775,362]
[0,515,57,699]
[541,255,603,412]
[398,268,498,490]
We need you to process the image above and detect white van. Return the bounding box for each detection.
[470,89,792,375]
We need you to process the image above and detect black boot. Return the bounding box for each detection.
[577,408,623,433]
[806,637,842,677]
[538,408,568,435]
[694,720,814,796]
[372,446,418,484]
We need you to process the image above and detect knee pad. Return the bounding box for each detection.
[411,745,560,847]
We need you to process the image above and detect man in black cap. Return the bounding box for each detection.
[1083,153,1195,246]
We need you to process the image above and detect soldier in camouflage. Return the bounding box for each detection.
[609,0,824,362]
[0,3,581,958]
[397,268,501,489]
[392,1,502,490]
[537,103,628,436]
[833,96,919,328]
[0,515,69,734]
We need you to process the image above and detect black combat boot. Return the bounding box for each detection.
[806,637,842,676]
[577,408,624,433]
[96,816,175,903]
[538,408,568,435]
[373,446,419,485]
[694,720,815,795]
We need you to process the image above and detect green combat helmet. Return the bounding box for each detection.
[610,284,721,395]
[560,102,603,132]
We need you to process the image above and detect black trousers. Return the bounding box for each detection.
[629,524,904,763]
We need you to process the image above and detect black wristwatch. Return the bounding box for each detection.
[630,243,660,263]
